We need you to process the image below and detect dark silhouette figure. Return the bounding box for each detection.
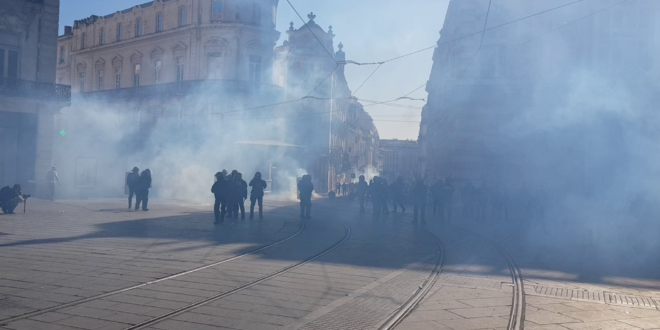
[476,184,489,221]
[211,172,229,223]
[380,178,390,215]
[431,179,444,218]
[442,179,455,222]
[462,181,476,221]
[0,184,24,214]
[46,166,61,201]
[226,170,239,218]
[135,169,152,211]
[126,167,140,209]
[356,175,368,213]
[369,177,382,218]
[249,172,267,219]
[335,182,341,195]
[299,175,314,218]
[412,177,428,223]
[390,176,406,213]
[342,183,348,196]
[232,173,248,220]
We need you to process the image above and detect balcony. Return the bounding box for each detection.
[0,77,71,105]
[80,80,284,101]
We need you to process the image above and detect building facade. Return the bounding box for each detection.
[420,0,660,191]
[274,14,380,192]
[380,139,418,180]
[0,0,70,196]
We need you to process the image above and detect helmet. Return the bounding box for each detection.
[215,172,224,178]
[255,172,262,177]
[132,167,139,172]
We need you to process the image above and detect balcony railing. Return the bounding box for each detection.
[81,80,283,101]
[0,77,71,105]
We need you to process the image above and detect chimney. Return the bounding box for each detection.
[64,26,72,35]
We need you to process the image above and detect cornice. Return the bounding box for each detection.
[70,24,280,55]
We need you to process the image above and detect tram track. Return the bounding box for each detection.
[448,225,526,330]
[0,215,305,326]
[124,221,352,330]
[316,202,525,330]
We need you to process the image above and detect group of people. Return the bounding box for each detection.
[211,170,267,223]
[126,167,152,211]
[351,175,455,223]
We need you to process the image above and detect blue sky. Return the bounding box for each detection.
[59,0,450,140]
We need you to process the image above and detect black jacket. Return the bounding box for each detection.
[126,173,140,189]
[249,178,267,197]
[212,179,229,199]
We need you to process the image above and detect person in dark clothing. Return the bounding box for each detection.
[0,184,24,214]
[211,172,229,223]
[226,170,239,218]
[390,176,406,213]
[369,177,382,218]
[298,175,314,218]
[380,178,390,215]
[412,177,428,223]
[342,183,348,196]
[335,182,341,195]
[233,173,248,220]
[442,180,455,222]
[135,169,152,211]
[476,184,489,221]
[430,179,444,218]
[356,175,368,213]
[462,181,476,221]
[249,172,267,219]
[126,167,140,209]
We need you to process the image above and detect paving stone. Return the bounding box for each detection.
[440,316,509,330]
[618,317,660,329]
[525,309,583,325]
[561,320,643,330]
[448,306,512,318]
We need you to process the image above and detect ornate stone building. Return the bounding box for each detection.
[274,14,380,192]
[57,0,280,99]
[0,0,70,196]
[420,0,660,191]
[380,139,418,180]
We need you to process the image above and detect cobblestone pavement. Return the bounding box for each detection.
[397,217,660,330]
[0,197,659,330]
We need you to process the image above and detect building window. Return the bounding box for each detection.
[59,46,65,63]
[0,49,19,78]
[176,57,184,81]
[114,67,121,88]
[79,72,85,92]
[99,28,105,45]
[207,53,222,79]
[179,6,186,27]
[133,64,140,87]
[135,18,142,37]
[97,69,104,90]
[156,12,163,32]
[212,1,224,22]
[81,32,86,49]
[117,23,122,41]
[252,3,262,26]
[154,60,162,83]
[249,55,262,82]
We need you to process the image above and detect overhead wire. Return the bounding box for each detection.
[201,0,597,121]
